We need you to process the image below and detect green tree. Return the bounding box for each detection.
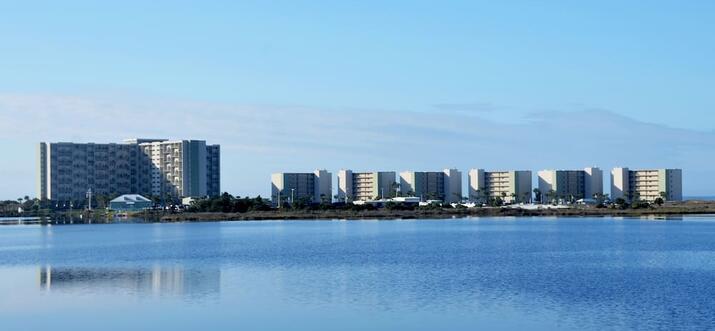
[533,188,542,203]
[659,191,668,202]
[471,189,486,203]
[490,196,504,207]
[391,182,400,197]
[523,191,532,203]
[546,190,557,204]
[614,197,627,209]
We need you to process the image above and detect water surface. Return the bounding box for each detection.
[1,217,714,330]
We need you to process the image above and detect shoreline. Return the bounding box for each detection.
[158,205,715,222]
[3,201,715,225]
[1,211,711,226]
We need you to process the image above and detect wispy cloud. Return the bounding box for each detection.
[0,93,712,198]
[431,102,501,114]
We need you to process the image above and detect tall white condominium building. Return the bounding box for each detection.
[398,169,462,203]
[37,139,220,201]
[137,140,221,198]
[537,167,604,202]
[611,168,682,202]
[271,170,332,205]
[337,170,396,202]
[468,169,532,203]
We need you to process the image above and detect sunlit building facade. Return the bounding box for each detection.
[611,168,682,202]
[468,169,532,203]
[37,138,221,201]
[337,170,396,202]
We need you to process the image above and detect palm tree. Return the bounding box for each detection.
[391,182,401,197]
[320,193,328,204]
[274,191,282,208]
[546,190,557,204]
[533,188,542,203]
[632,192,640,203]
[593,193,605,205]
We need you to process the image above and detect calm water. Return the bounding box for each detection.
[1,217,715,330]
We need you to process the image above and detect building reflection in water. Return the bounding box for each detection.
[38,265,221,298]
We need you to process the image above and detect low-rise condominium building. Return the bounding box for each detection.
[271,169,332,205]
[537,167,603,202]
[337,170,396,202]
[610,168,682,202]
[468,169,532,203]
[398,169,462,203]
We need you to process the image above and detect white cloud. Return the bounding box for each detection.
[0,93,713,198]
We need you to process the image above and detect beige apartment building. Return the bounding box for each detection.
[271,169,332,205]
[537,167,603,203]
[337,170,396,202]
[468,169,532,203]
[37,139,220,201]
[399,169,462,203]
[611,168,682,202]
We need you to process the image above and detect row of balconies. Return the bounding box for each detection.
[485,174,510,179]
[484,179,509,185]
[484,185,510,190]
[632,186,659,190]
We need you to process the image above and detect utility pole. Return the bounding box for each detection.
[86,188,92,211]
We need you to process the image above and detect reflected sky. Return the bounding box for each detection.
[1,218,715,330]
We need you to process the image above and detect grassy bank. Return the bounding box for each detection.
[157,201,715,222]
[5,201,713,224]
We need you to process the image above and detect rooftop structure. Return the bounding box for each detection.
[109,194,152,211]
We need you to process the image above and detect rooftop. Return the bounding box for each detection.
[110,194,152,203]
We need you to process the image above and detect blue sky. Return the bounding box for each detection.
[1,1,714,198]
